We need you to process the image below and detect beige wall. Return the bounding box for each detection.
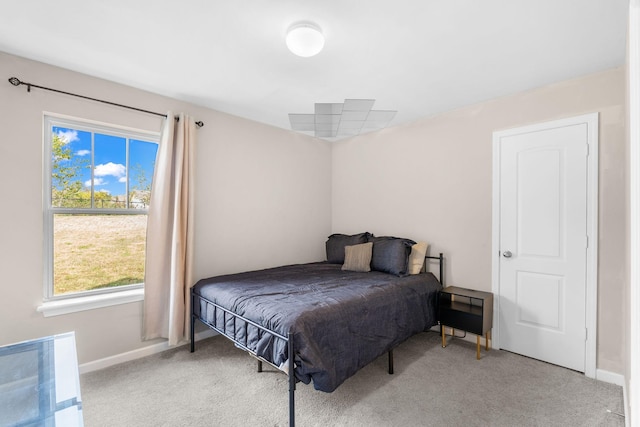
[0,51,332,364]
[0,49,627,375]
[332,68,627,374]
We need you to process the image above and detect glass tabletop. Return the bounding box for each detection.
[0,332,83,427]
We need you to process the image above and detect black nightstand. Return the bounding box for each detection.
[439,286,493,359]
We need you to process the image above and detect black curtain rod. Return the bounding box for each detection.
[8,77,204,128]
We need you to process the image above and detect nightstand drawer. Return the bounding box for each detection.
[438,286,494,359]
[439,306,484,335]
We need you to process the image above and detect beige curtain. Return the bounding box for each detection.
[143,112,196,346]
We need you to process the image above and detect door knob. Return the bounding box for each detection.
[503,251,512,258]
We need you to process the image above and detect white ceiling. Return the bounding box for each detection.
[0,1,629,138]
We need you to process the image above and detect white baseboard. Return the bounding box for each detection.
[623,381,629,427]
[596,368,625,386]
[79,329,217,374]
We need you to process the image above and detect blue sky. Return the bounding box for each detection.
[53,126,157,197]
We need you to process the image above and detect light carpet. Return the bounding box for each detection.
[80,332,624,426]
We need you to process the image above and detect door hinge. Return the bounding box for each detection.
[586,144,589,157]
[586,236,589,248]
[585,328,588,341]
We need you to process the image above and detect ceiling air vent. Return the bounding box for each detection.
[289,99,396,139]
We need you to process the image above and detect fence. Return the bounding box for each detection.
[52,197,148,209]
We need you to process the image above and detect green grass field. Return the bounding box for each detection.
[53,214,147,295]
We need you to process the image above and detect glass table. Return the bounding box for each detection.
[0,332,83,426]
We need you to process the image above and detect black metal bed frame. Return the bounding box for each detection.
[190,253,444,427]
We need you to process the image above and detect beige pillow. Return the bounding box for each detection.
[342,242,373,272]
[408,242,429,275]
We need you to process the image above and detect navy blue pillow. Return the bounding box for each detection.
[368,236,416,276]
[326,232,371,264]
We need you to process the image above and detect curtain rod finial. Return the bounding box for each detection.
[8,77,21,86]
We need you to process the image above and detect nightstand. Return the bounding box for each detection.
[439,286,493,359]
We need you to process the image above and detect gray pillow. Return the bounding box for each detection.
[342,242,373,272]
[368,236,416,276]
[326,232,371,264]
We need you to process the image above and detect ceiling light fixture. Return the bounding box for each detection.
[286,22,325,57]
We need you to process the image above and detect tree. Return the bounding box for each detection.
[51,134,86,207]
[129,162,153,208]
[94,190,117,208]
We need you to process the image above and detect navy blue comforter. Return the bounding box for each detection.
[192,262,441,392]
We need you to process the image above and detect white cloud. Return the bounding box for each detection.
[118,176,127,183]
[76,149,90,156]
[56,129,79,144]
[85,177,107,187]
[94,162,126,178]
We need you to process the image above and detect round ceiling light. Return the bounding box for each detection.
[286,22,325,57]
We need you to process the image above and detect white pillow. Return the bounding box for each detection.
[408,242,429,275]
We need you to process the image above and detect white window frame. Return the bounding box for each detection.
[40,113,159,316]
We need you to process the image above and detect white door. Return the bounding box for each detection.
[493,114,597,373]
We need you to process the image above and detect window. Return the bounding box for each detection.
[44,115,159,300]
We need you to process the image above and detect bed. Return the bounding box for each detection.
[190,233,444,426]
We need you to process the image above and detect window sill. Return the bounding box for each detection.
[37,288,144,317]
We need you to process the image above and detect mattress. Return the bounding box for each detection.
[192,262,441,392]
